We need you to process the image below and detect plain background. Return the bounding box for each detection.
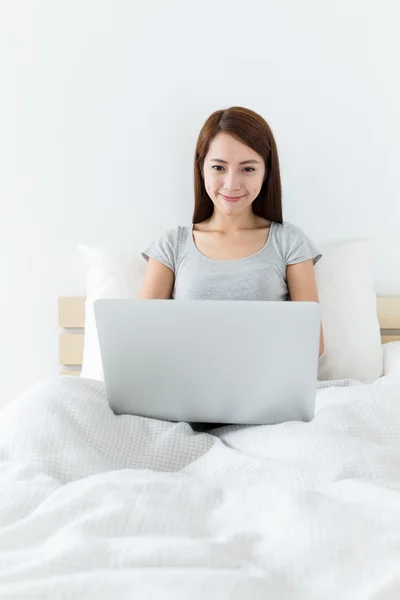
[0,0,399,408]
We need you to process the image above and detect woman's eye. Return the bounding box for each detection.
[211,166,255,173]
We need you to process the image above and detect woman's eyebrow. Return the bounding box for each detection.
[210,158,260,165]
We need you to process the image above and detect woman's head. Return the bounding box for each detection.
[193,106,282,224]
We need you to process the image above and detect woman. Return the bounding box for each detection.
[140,106,324,429]
[140,105,323,350]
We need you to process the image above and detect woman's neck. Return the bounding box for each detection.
[206,209,260,234]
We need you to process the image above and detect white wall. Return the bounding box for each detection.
[1,0,399,408]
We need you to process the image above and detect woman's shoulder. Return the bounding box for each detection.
[272,220,321,265]
[142,224,192,270]
[159,224,191,246]
[154,225,192,263]
[273,220,307,238]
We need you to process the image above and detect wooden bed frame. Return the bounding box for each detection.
[58,296,400,376]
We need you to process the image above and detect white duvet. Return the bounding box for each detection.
[1,363,400,599]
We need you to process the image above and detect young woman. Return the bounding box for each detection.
[140,105,324,357]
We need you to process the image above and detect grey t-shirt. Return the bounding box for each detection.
[142,220,322,301]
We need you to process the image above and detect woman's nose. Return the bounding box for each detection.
[223,171,241,190]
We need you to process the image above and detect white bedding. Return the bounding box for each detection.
[0,370,400,599]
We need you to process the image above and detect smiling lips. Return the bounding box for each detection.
[220,194,244,203]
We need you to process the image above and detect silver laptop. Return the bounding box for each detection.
[94,299,321,425]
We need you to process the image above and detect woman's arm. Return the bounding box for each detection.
[138,258,174,299]
[286,259,324,357]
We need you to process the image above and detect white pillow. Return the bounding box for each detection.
[315,239,383,382]
[383,341,400,377]
[78,238,383,383]
[78,243,146,381]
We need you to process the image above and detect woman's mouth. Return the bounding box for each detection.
[220,194,244,203]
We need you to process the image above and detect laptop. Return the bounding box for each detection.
[93,299,321,425]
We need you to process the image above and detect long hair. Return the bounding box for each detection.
[193,106,282,224]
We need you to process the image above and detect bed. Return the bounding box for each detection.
[0,296,399,599]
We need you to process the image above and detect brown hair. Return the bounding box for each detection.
[193,106,282,224]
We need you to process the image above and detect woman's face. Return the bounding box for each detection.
[202,132,266,217]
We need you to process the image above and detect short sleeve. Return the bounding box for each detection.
[283,223,322,266]
[141,227,178,272]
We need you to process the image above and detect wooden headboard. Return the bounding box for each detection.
[58,297,85,376]
[58,296,400,376]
